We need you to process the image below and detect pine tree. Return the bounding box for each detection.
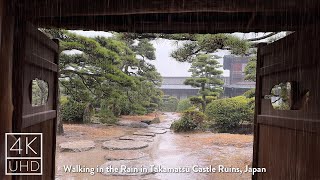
[184,54,223,112]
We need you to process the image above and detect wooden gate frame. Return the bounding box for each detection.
[253,30,320,179]
[12,21,59,179]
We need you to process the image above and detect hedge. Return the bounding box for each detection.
[205,96,253,132]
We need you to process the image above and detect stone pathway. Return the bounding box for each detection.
[133,131,156,137]
[149,123,172,129]
[56,113,253,180]
[116,120,148,128]
[119,135,154,142]
[102,140,149,150]
[58,115,171,177]
[59,140,95,152]
[99,119,169,176]
[144,128,167,134]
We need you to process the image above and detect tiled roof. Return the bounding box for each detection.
[160,77,200,90]
[162,77,190,85]
[223,83,256,89]
[160,84,200,90]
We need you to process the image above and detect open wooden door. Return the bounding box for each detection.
[253,30,320,179]
[11,22,59,179]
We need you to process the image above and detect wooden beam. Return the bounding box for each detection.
[0,0,14,179]
[18,0,320,18]
[0,0,14,147]
[32,12,317,33]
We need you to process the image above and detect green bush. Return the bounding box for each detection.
[160,96,179,112]
[243,89,256,112]
[188,96,218,112]
[177,99,194,112]
[97,100,118,124]
[171,109,206,132]
[61,100,86,123]
[131,104,148,115]
[97,109,118,124]
[205,96,253,132]
[243,88,255,98]
[205,96,218,104]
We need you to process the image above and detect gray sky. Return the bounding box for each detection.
[150,38,231,77]
[70,30,282,77]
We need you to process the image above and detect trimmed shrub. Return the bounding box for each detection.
[177,99,194,112]
[98,100,118,124]
[171,109,206,132]
[243,88,255,98]
[243,89,256,112]
[97,109,118,124]
[160,96,179,112]
[131,104,148,115]
[61,100,86,122]
[205,96,253,132]
[205,96,218,104]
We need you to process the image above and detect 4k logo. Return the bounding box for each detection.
[5,133,43,175]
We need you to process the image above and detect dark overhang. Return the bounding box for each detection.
[12,0,320,33]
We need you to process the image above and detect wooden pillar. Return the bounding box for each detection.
[0,0,14,179]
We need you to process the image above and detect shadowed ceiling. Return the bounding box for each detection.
[13,0,320,33]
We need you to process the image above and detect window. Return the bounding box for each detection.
[31,78,49,106]
[269,82,292,110]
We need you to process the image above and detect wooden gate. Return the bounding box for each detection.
[253,30,320,179]
[12,22,59,179]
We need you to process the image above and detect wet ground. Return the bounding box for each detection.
[56,113,253,180]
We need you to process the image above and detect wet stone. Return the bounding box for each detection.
[145,128,167,134]
[102,140,148,150]
[133,131,156,137]
[59,140,95,152]
[100,159,156,176]
[104,151,148,161]
[149,124,171,129]
[119,135,154,142]
[116,120,148,128]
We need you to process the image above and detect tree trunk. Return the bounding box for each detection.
[57,103,64,135]
[56,81,64,135]
[201,83,206,112]
[83,103,92,123]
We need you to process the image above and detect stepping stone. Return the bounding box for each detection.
[149,124,171,129]
[100,159,156,176]
[119,135,154,142]
[145,128,167,134]
[116,120,148,128]
[102,140,148,150]
[133,131,156,137]
[59,140,95,152]
[104,151,148,161]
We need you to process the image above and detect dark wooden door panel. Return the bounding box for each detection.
[12,21,58,180]
[253,30,320,180]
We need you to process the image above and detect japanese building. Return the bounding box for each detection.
[159,77,199,100]
[223,55,255,97]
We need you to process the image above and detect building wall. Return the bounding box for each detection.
[223,55,255,97]
[161,89,199,100]
[160,77,200,100]
[223,87,252,98]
